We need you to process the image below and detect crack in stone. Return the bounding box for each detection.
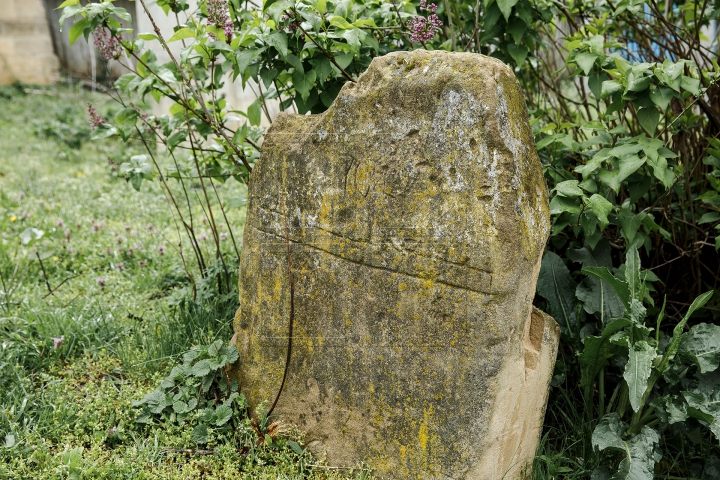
[247,224,493,295]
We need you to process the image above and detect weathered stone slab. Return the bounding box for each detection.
[233,50,559,479]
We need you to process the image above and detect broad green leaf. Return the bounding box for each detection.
[497,0,520,21]
[698,212,720,224]
[264,31,288,58]
[506,18,527,45]
[593,414,660,480]
[329,15,353,29]
[536,251,578,335]
[507,44,528,65]
[682,373,720,440]
[68,18,88,46]
[587,194,613,228]
[580,318,632,387]
[649,87,673,111]
[601,80,622,98]
[624,341,656,412]
[574,52,598,75]
[550,195,582,214]
[615,426,660,480]
[114,107,139,125]
[555,180,584,197]
[168,27,195,42]
[598,156,646,192]
[167,130,187,150]
[192,424,209,444]
[568,242,625,321]
[592,413,625,452]
[637,107,660,136]
[114,73,138,92]
[247,98,262,126]
[190,359,211,377]
[581,267,631,310]
[285,53,303,73]
[680,76,701,96]
[679,324,720,373]
[214,405,233,426]
[292,70,317,101]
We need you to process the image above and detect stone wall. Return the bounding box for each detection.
[0,0,59,85]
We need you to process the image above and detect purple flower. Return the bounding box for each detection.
[93,25,123,61]
[56,219,65,228]
[408,2,442,43]
[146,222,155,231]
[198,233,208,241]
[158,245,166,255]
[138,260,147,267]
[97,277,107,287]
[17,191,25,201]
[106,248,112,255]
[88,103,106,130]
[64,229,71,242]
[206,0,234,40]
[220,232,228,241]
[116,262,125,270]
[53,336,65,349]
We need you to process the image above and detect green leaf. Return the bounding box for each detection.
[497,0,519,21]
[592,415,660,480]
[506,44,528,65]
[568,241,625,321]
[581,267,631,310]
[287,439,304,455]
[113,73,138,92]
[555,180,584,197]
[549,195,582,214]
[679,324,720,373]
[192,425,209,444]
[68,18,89,46]
[580,318,632,387]
[680,76,701,96]
[236,48,264,76]
[598,156,646,192]
[114,107,139,125]
[698,212,720,224]
[601,80,623,98]
[682,373,720,440]
[214,405,233,426]
[649,87,674,111]
[285,53,303,73]
[247,98,262,126]
[168,27,195,42]
[637,107,660,136]
[592,413,626,452]
[190,359,211,377]
[587,194,613,228]
[624,245,642,301]
[624,341,656,413]
[506,18,527,45]
[536,251,578,335]
[292,70,316,101]
[265,31,288,58]
[575,52,598,76]
[4,434,15,449]
[167,130,187,151]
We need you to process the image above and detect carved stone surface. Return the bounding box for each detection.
[233,50,559,479]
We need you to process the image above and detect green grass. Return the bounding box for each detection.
[0,83,373,479]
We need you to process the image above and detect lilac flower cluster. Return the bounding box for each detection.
[88,103,106,130]
[407,0,442,43]
[93,26,123,61]
[207,0,233,40]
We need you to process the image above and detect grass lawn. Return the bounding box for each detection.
[0,83,372,479]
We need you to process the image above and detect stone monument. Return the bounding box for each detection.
[233,50,559,479]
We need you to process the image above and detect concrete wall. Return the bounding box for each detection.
[0,0,59,85]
